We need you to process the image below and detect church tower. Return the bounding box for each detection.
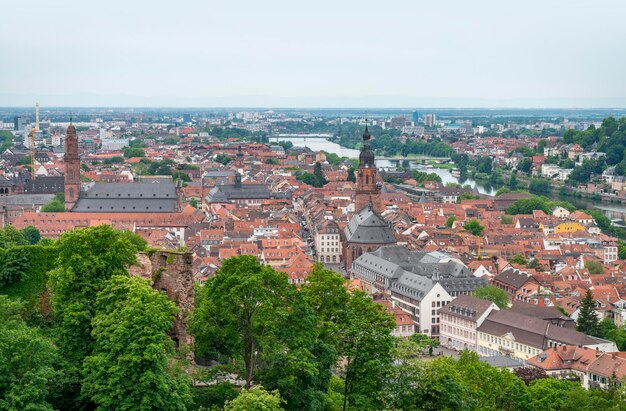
[64,118,80,211]
[355,124,381,213]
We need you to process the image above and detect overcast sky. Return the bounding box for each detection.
[2,0,625,107]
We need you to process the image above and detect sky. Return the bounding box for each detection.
[1,0,626,108]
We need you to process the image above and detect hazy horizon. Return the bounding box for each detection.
[2,0,626,108]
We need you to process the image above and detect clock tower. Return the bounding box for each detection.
[355,124,381,213]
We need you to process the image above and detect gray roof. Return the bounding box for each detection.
[205,181,293,203]
[205,183,274,202]
[477,309,597,350]
[367,246,484,293]
[72,182,178,213]
[0,194,55,206]
[480,355,524,368]
[204,170,236,178]
[493,267,531,289]
[352,245,486,301]
[439,295,497,321]
[24,176,64,194]
[344,207,396,244]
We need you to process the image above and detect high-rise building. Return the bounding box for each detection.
[64,119,81,210]
[424,114,436,127]
[13,116,29,131]
[183,113,192,123]
[412,111,419,123]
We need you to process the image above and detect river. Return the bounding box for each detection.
[269,135,626,222]
[270,136,496,195]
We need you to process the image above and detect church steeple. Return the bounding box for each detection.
[64,118,80,211]
[355,122,381,213]
[359,119,375,169]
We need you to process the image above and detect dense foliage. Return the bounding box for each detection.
[41,193,65,212]
[506,195,576,215]
[563,117,626,176]
[82,275,191,409]
[474,285,510,309]
[464,219,484,236]
[4,226,626,410]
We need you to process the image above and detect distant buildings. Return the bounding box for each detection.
[13,116,29,131]
[423,114,436,127]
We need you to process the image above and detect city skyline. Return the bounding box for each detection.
[2,0,626,107]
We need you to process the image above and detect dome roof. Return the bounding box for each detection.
[359,146,375,168]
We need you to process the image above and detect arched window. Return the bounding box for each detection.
[69,188,74,199]
[366,175,369,184]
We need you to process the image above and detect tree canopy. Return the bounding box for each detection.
[82,275,191,410]
[474,285,509,309]
[464,219,484,236]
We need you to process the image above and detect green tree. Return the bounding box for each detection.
[585,260,604,275]
[464,219,484,236]
[82,275,191,410]
[619,240,626,260]
[215,153,232,165]
[0,247,29,286]
[527,378,586,411]
[123,147,146,158]
[445,215,456,228]
[383,337,426,408]
[510,254,528,265]
[411,356,474,411]
[508,170,518,190]
[192,383,238,410]
[517,158,533,174]
[577,289,600,336]
[474,285,509,309]
[313,162,328,187]
[455,351,530,411]
[0,296,60,411]
[48,225,145,366]
[20,225,41,245]
[41,197,65,212]
[172,171,191,182]
[224,387,283,411]
[192,256,294,389]
[528,179,552,195]
[338,290,395,410]
[0,225,27,248]
[347,168,356,183]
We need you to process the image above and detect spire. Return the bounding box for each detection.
[362,116,371,142]
[69,113,73,125]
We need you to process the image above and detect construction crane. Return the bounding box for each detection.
[28,102,39,179]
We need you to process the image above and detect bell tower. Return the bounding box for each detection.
[355,123,381,213]
[64,117,80,211]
